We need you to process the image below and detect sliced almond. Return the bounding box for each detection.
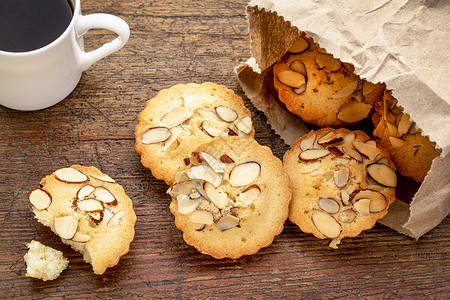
[108,210,124,226]
[92,187,117,205]
[290,60,307,76]
[29,188,52,210]
[189,210,214,225]
[352,90,364,102]
[55,168,89,184]
[288,37,309,53]
[76,199,104,212]
[195,182,209,200]
[389,137,405,148]
[197,109,222,122]
[200,121,226,137]
[203,182,230,209]
[343,132,356,144]
[141,126,171,144]
[343,62,355,73]
[397,114,413,136]
[162,126,183,151]
[277,70,306,88]
[229,162,261,187]
[311,211,341,239]
[216,215,240,231]
[342,145,363,162]
[177,194,201,215]
[318,198,340,214]
[236,185,261,207]
[199,152,224,173]
[220,154,235,164]
[299,149,330,161]
[408,123,421,135]
[91,173,115,183]
[187,165,223,187]
[160,107,192,128]
[334,167,349,188]
[70,232,90,243]
[103,208,115,225]
[215,106,238,122]
[300,134,316,151]
[293,84,307,94]
[167,181,196,198]
[353,141,380,161]
[299,161,322,174]
[351,189,387,212]
[373,119,386,139]
[350,189,388,213]
[375,157,391,166]
[318,132,343,145]
[340,190,350,206]
[316,52,341,72]
[88,211,103,224]
[337,102,372,123]
[327,146,344,157]
[76,184,95,200]
[365,140,377,147]
[386,122,399,137]
[234,117,253,134]
[366,182,385,193]
[54,216,78,240]
[369,195,388,213]
[227,127,238,136]
[362,81,376,95]
[367,163,397,187]
[391,106,403,115]
[332,81,358,99]
[338,209,357,223]
[353,199,371,215]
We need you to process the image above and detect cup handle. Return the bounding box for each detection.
[75,14,130,71]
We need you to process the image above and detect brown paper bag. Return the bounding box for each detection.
[236,0,450,238]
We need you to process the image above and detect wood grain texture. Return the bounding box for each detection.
[0,0,448,298]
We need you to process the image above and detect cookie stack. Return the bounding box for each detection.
[273,34,441,247]
[135,82,292,258]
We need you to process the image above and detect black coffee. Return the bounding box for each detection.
[0,0,74,52]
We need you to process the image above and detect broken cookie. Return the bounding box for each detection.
[29,165,136,275]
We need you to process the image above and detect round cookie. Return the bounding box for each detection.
[283,128,396,248]
[168,136,291,259]
[28,165,136,275]
[273,35,385,127]
[372,90,441,182]
[135,82,255,185]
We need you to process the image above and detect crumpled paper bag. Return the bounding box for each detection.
[236,0,450,238]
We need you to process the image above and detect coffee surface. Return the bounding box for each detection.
[0,0,73,52]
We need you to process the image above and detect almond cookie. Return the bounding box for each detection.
[273,35,385,127]
[283,128,396,248]
[168,136,291,259]
[372,90,441,182]
[28,165,136,275]
[135,82,255,185]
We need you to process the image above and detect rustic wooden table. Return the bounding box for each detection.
[0,0,448,298]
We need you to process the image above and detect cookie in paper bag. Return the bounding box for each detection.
[135,82,255,185]
[273,35,385,127]
[283,128,396,248]
[28,165,136,274]
[168,136,291,259]
[372,90,441,183]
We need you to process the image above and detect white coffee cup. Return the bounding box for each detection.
[0,0,129,111]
